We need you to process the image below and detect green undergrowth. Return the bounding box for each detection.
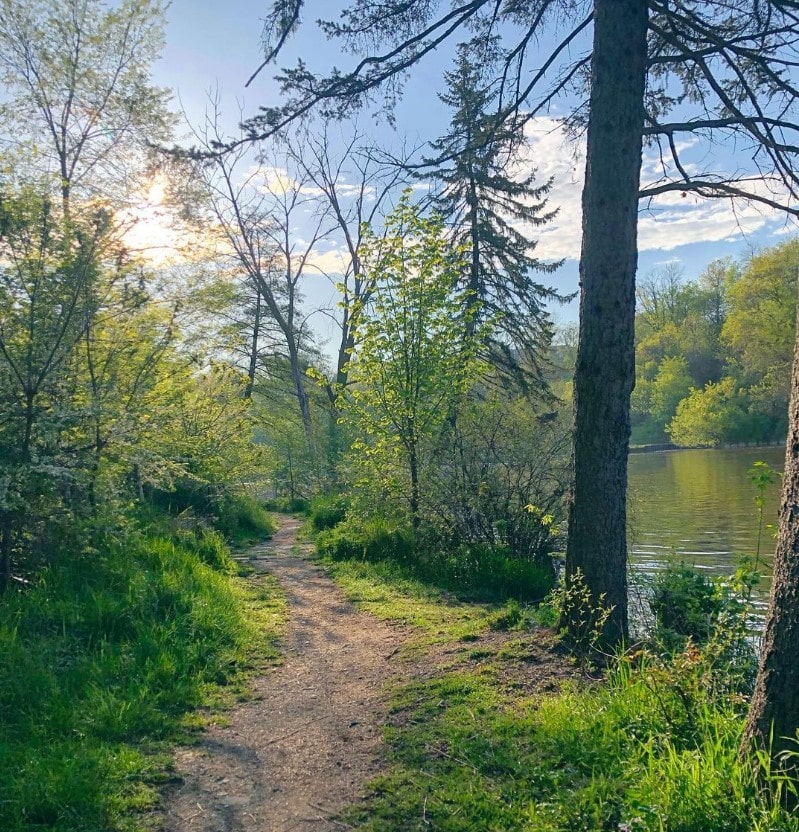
[0,524,286,832]
[341,654,799,832]
[320,537,797,831]
[317,517,555,603]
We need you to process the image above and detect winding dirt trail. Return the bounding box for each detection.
[163,517,408,832]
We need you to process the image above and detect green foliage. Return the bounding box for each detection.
[213,493,276,546]
[317,517,415,564]
[631,244,799,446]
[317,516,554,602]
[309,493,350,531]
[172,525,236,572]
[0,0,173,202]
[427,542,555,602]
[0,525,285,832]
[650,563,722,646]
[668,377,757,447]
[425,391,570,566]
[342,193,484,526]
[550,568,615,662]
[263,495,310,514]
[427,43,563,390]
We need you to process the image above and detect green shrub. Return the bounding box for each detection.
[425,543,555,602]
[309,494,349,531]
[263,496,310,514]
[214,493,276,545]
[317,517,415,563]
[317,519,554,602]
[650,563,721,647]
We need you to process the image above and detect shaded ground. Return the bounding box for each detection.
[163,517,408,831]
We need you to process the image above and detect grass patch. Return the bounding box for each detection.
[320,536,797,831]
[323,557,533,644]
[0,529,285,832]
[340,653,799,832]
[317,517,555,603]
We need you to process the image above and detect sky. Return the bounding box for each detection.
[152,0,799,339]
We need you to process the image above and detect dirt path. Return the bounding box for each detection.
[163,517,408,832]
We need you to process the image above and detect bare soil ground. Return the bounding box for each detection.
[162,517,572,832]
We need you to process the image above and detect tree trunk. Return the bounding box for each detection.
[465,169,481,340]
[409,439,420,532]
[244,287,262,400]
[0,513,11,592]
[288,341,313,446]
[563,0,649,648]
[742,299,799,777]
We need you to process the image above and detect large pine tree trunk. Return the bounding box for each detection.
[563,0,649,648]
[742,300,799,775]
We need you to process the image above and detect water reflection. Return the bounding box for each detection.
[627,446,784,585]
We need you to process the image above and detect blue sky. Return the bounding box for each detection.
[153,1,799,337]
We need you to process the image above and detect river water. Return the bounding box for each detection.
[627,446,784,605]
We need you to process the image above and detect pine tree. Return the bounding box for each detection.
[424,44,564,392]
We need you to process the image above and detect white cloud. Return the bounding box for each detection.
[515,117,798,262]
[303,247,351,276]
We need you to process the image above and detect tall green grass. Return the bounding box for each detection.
[342,648,799,832]
[0,530,284,832]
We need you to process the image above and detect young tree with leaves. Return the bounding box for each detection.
[343,194,481,530]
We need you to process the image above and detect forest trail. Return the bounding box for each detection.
[163,516,408,832]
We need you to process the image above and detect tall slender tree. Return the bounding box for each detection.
[427,43,563,392]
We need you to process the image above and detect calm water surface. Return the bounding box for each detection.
[627,446,784,588]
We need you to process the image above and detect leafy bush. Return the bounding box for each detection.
[214,493,276,545]
[263,495,310,514]
[648,562,757,694]
[309,494,349,531]
[148,480,275,545]
[317,517,414,563]
[317,518,554,602]
[425,543,555,602]
[650,563,722,647]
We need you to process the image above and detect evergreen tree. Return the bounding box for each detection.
[426,45,564,392]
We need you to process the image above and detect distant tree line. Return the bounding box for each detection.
[630,240,798,448]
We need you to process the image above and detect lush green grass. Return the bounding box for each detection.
[317,517,555,603]
[345,650,798,832]
[0,529,285,832]
[324,556,532,644]
[322,551,797,832]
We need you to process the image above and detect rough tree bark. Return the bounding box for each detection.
[742,295,799,776]
[563,0,649,647]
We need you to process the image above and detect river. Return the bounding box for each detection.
[627,445,784,604]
